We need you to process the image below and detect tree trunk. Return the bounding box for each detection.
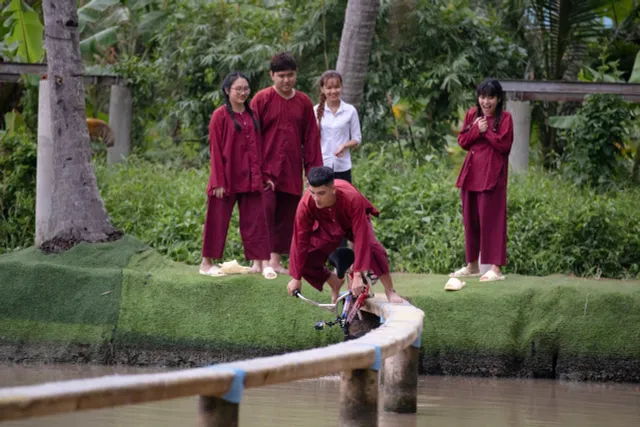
[335,0,380,109]
[41,0,119,252]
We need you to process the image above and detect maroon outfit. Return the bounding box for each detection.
[250,87,322,254]
[456,107,513,266]
[289,180,390,291]
[202,106,270,260]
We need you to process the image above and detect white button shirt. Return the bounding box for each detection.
[313,100,362,172]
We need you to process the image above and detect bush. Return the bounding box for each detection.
[560,94,635,189]
[2,149,638,279]
[93,154,640,279]
[0,133,37,254]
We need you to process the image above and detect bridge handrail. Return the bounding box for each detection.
[0,295,424,422]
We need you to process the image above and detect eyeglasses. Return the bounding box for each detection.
[232,87,251,94]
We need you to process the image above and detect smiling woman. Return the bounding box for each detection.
[450,79,514,285]
[199,72,274,279]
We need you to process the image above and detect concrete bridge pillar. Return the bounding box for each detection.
[35,79,53,246]
[506,99,531,174]
[340,368,379,427]
[382,345,419,412]
[198,396,238,427]
[107,85,132,165]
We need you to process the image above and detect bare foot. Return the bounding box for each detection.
[270,262,289,275]
[199,259,214,273]
[247,260,263,274]
[386,289,405,304]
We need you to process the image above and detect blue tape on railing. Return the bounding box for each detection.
[207,366,246,404]
[379,303,390,324]
[412,327,422,348]
[352,344,382,371]
[371,344,382,371]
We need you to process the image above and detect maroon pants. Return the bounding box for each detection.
[202,192,270,260]
[460,181,507,266]
[263,189,300,255]
[302,224,390,292]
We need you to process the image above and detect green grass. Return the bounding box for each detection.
[116,249,344,350]
[394,274,640,360]
[0,236,148,345]
[1,236,639,369]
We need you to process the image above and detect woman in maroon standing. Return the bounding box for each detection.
[450,79,513,282]
[199,72,276,279]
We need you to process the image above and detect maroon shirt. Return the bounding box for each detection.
[456,107,514,191]
[289,180,380,280]
[250,87,322,196]
[207,106,265,195]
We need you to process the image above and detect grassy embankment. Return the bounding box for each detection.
[1,236,639,381]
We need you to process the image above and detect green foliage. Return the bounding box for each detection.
[560,94,635,188]
[2,149,639,278]
[0,133,36,254]
[89,155,640,279]
[111,0,524,158]
[362,0,527,154]
[0,0,44,63]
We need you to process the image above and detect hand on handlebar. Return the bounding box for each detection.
[350,273,365,297]
[287,278,302,296]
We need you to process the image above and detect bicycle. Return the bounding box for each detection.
[293,247,377,340]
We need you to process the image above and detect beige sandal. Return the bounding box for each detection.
[444,277,466,291]
[220,260,252,275]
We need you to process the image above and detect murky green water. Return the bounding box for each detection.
[1,364,639,426]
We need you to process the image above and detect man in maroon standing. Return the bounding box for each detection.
[251,52,323,274]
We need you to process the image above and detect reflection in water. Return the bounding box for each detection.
[1,365,639,426]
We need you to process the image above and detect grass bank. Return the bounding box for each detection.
[1,236,639,381]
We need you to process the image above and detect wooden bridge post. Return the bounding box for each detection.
[107,85,132,165]
[198,396,239,427]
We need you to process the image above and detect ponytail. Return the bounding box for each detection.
[316,92,327,136]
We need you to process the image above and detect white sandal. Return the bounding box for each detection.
[479,270,506,282]
[199,265,226,277]
[262,266,277,280]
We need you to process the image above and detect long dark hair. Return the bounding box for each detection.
[316,70,343,135]
[475,79,504,132]
[221,72,259,132]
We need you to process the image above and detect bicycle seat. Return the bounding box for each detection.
[328,247,354,279]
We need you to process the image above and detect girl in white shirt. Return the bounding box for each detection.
[314,70,362,183]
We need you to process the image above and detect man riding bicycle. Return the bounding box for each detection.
[286,166,404,304]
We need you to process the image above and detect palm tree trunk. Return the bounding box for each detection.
[336,0,380,109]
[41,0,118,252]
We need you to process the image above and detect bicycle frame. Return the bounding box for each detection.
[293,270,377,338]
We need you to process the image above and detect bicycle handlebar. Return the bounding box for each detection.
[293,289,351,315]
